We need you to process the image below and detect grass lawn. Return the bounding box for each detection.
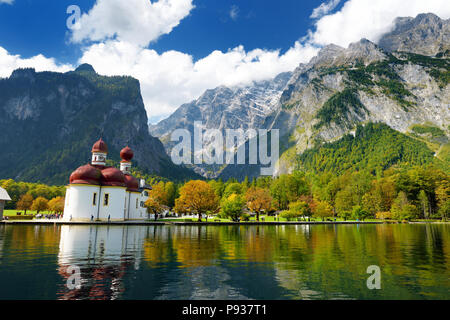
[2,210,52,217]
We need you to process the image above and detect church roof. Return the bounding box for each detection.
[0,187,11,201]
[92,138,108,154]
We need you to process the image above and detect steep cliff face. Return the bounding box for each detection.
[149,72,292,178]
[0,64,199,184]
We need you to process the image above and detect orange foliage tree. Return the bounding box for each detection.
[31,197,49,214]
[48,197,65,214]
[174,180,219,221]
[16,194,34,214]
[245,187,272,221]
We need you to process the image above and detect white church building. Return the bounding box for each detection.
[63,139,152,222]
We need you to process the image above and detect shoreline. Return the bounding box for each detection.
[0,220,447,226]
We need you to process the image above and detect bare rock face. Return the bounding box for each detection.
[149,72,292,178]
[378,13,450,56]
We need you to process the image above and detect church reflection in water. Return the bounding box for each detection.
[57,225,148,300]
[55,224,291,300]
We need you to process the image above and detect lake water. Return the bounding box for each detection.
[0,223,448,300]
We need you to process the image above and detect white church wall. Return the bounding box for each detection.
[98,187,127,221]
[63,185,100,222]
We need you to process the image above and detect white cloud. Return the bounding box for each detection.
[70,0,194,47]
[230,5,239,21]
[0,46,72,78]
[310,0,341,19]
[0,0,14,4]
[79,40,318,123]
[310,0,450,47]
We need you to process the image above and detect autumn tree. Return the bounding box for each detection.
[31,197,49,214]
[299,195,316,218]
[175,180,219,221]
[245,187,272,221]
[145,197,164,220]
[16,194,34,215]
[435,183,449,221]
[150,182,169,206]
[48,197,65,214]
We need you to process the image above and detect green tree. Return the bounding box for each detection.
[220,194,245,222]
[351,205,371,221]
[313,201,333,221]
[222,183,243,199]
[165,182,177,208]
[418,190,429,219]
[391,191,418,221]
[280,201,310,221]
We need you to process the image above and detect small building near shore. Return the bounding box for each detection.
[0,187,11,220]
[62,139,152,222]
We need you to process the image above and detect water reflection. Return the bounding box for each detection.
[0,224,448,300]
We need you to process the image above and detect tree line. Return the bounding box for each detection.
[145,165,449,222]
[0,179,65,214]
[2,164,448,221]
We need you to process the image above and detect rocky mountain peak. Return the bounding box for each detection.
[378,13,449,56]
[311,39,386,69]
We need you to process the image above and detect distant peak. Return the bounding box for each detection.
[75,64,96,73]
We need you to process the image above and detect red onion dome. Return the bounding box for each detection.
[124,174,140,192]
[101,167,126,187]
[92,138,108,154]
[120,146,134,162]
[69,164,102,185]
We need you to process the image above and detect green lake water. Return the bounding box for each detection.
[0,224,448,300]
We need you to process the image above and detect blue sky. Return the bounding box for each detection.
[0,0,331,64]
[0,0,448,123]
